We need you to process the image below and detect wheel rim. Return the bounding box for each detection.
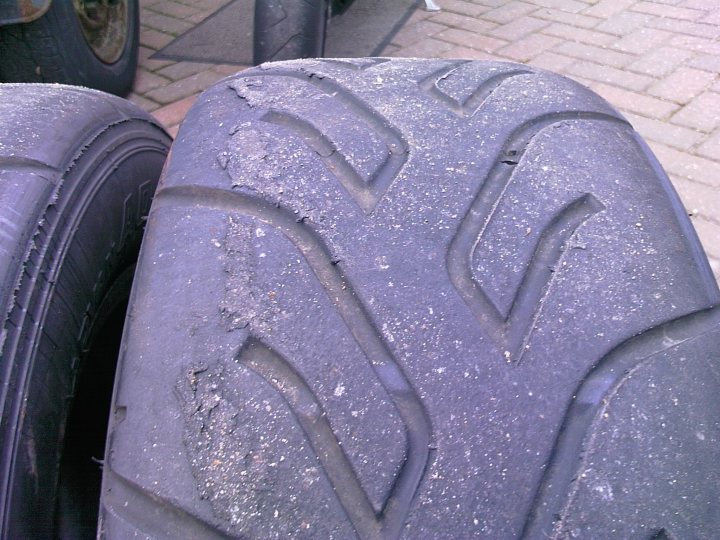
[72,0,129,64]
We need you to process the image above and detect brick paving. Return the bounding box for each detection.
[132,0,720,282]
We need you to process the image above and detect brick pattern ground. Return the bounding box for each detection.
[132,0,720,282]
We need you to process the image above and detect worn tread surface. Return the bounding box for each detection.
[102,59,720,539]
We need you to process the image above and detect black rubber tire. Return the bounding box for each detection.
[0,0,139,95]
[253,0,328,65]
[101,59,720,539]
[0,84,170,538]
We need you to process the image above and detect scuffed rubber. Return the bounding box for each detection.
[101,59,720,539]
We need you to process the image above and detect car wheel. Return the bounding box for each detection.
[0,84,170,537]
[254,0,328,64]
[0,0,139,95]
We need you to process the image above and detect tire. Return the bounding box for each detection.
[254,0,328,64]
[0,84,170,538]
[0,0,139,95]
[100,59,720,539]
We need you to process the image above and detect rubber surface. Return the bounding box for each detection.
[254,0,327,64]
[0,84,170,537]
[101,59,720,539]
[0,0,139,95]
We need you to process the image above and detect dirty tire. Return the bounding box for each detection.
[253,0,327,64]
[100,59,720,539]
[0,84,170,537]
[0,0,139,95]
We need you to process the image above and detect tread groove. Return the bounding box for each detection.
[250,69,409,213]
[419,62,533,118]
[447,112,630,361]
[521,306,720,539]
[102,469,230,539]
[155,185,432,540]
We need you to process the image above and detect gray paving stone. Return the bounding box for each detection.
[533,8,602,29]
[482,1,538,24]
[697,131,720,161]
[624,112,704,151]
[553,41,635,68]
[626,46,694,77]
[671,92,720,132]
[611,27,673,54]
[590,82,680,118]
[497,33,563,62]
[648,141,720,185]
[648,67,716,104]
[487,16,549,41]
[542,22,616,46]
[565,60,655,92]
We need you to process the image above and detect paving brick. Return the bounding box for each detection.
[441,46,501,61]
[680,0,713,9]
[429,11,497,33]
[482,1,538,24]
[542,22,616,46]
[611,27,673,54]
[145,1,199,19]
[436,27,508,52]
[631,2,705,21]
[212,64,246,76]
[406,6,434,23]
[496,33,563,62]
[589,82,680,119]
[648,67,716,104]
[488,17,549,41]
[142,11,194,36]
[527,51,576,72]
[689,54,720,74]
[648,141,720,185]
[697,131,720,161]
[670,35,720,55]
[596,12,657,36]
[648,18,720,39]
[441,0,489,17]
[533,8,602,29]
[626,46,694,77]
[391,38,455,58]
[705,9,720,25]
[152,94,198,128]
[671,92,720,132]
[553,42,635,68]
[583,0,636,19]
[391,20,447,48]
[523,0,587,13]
[139,28,176,50]
[138,45,174,70]
[145,70,225,104]
[624,112,704,151]
[175,0,230,11]
[565,61,655,92]
[132,68,171,94]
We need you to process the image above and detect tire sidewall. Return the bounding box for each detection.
[1,122,168,537]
